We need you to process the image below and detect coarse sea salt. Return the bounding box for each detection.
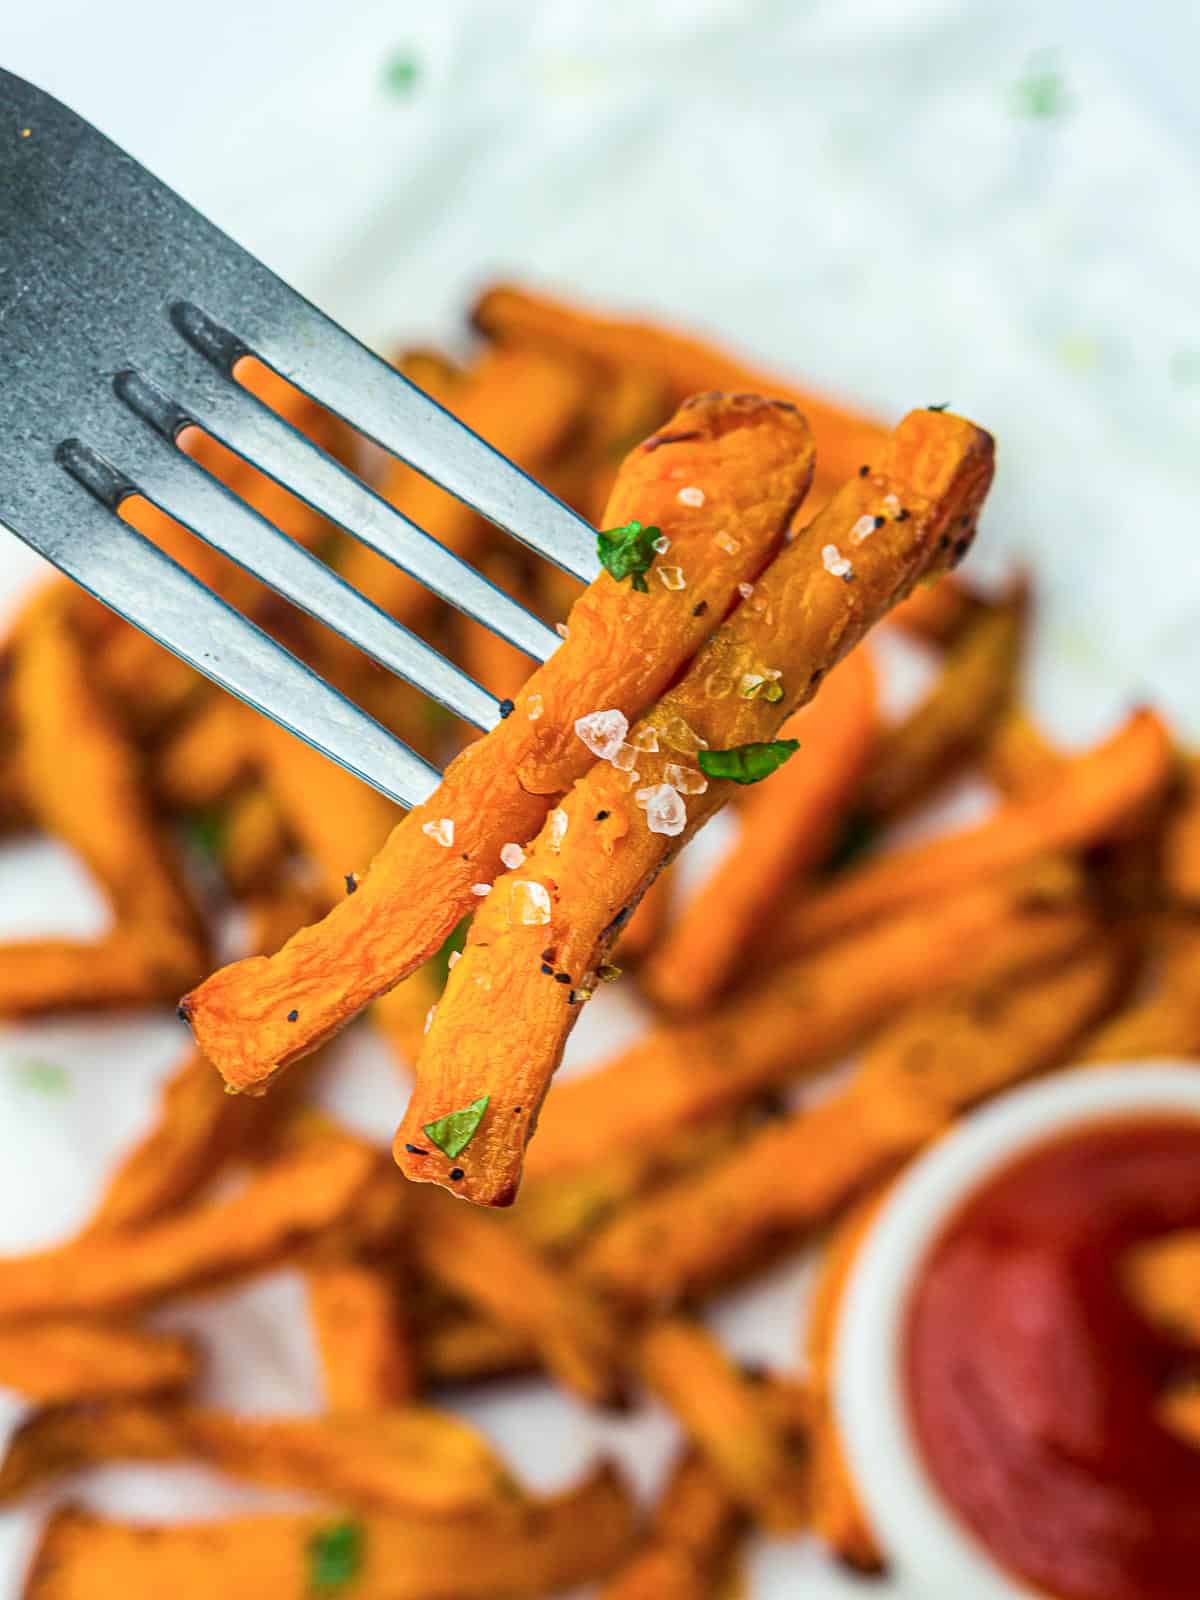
[850,514,878,545]
[448,950,462,971]
[421,817,455,848]
[611,742,640,772]
[526,692,544,721]
[574,709,628,761]
[547,808,568,851]
[657,565,686,591]
[630,726,659,752]
[635,782,687,836]
[664,762,708,795]
[500,842,526,869]
[511,879,552,926]
[652,535,671,554]
[738,582,755,599]
[662,714,708,755]
[677,486,705,507]
[424,1004,437,1035]
[822,543,853,580]
[471,882,492,897]
[715,532,740,555]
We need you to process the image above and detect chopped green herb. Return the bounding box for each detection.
[822,810,881,877]
[926,402,950,412]
[382,52,420,96]
[423,1094,489,1159]
[596,520,662,593]
[182,810,226,861]
[9,1059,71,1097]
[1013,56,1068,120]
[697,739,800,786]
[430,918,469,993]
[307,1519,364,1594]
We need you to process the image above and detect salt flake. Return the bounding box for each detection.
[657,565,687,591]
[630,726,659,752]
[635,782,687,836]
[652,535,671,554]
[850,515,877,546]
[677,486,705,507]
[822,543,854,580]
[715,532,741,555]
[422,817,455,848]
[547,808,569,851]
[526,693,544,721]
[500,842,526,869]
[575,709,629,761]
[471,882,492,897]
[664,762,708,795]
[662,714,709,755]
[511,879,552,926]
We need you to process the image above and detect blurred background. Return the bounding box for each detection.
[2,2,1199,1595]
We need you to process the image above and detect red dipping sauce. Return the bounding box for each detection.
[906,1116,1200,1600]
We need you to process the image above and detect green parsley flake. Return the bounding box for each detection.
[307,1519,364,1594]
[383,52,420,96]
[430,918,469,993]
[182,810,226,861]
[1013,56,1068,120]
[423,1094,490,1159]
[596,520,662,593]
[698,738,800,786]
[10,1060,71,1097]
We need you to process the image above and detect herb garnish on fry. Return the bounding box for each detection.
[697,739,800,785]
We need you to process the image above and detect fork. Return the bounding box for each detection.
[0,69,600,808]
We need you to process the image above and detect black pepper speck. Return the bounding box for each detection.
[449,1168,465,1182]
[287,1009,298,1022]
[344,874,358,895]
[554,971,571,985]
[595,810,610,822]
[405,1144,428,1156]
[498,698,514,719]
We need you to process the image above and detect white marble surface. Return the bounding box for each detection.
[2,1,1198,1593]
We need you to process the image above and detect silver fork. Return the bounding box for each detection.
[0,70,600,808]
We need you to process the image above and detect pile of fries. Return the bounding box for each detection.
[1,283,1199,1596]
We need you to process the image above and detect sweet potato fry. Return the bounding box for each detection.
[0,1400,517,1515]
[774,707,1172,955]
[1164,756,1200,907]
[645,646,879,1011]
[886,572,985,644]
[155,695,258,812]
[473,281,887,491]
[0,1321,196,1405]
[339,343,589,629]
[217,785,289,896]
[307,1258,417,1410]
[0,1131,383,1320]
[860,578,1026,818]
[1123,1230,1200,1346]
[984,704,1065,796]
[0,935,200,1018]
[25,1463,638,1600]
[806,1186,888,1573]
[416,1307,537,1386]
[10,593,207,994]
[254,712,402,904]
[616,865,674,965]
[602,1450,743,1600]
[398,410,994,1204]
[84,1048,256,1235]
[411,1192,623,1405]
[639,1319,808,1531]
[184,393,817,1091]
[581,941,1125,1307]
[1080,921,1200,1062]
[525,864,1092,1185]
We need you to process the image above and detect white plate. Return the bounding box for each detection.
[3,1,1198,1592]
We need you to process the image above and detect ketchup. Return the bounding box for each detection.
[906,1117,1200,1600]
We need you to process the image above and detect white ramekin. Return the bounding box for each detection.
[832,1062,1200,1600]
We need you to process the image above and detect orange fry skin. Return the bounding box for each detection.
[397,410,994,1204]
[775,706,1173,955]
[183,395,816,1091]
[473,280,887,491]
[645,645,879,1012]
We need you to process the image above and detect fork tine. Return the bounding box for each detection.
[19,454,441,809]
[121,356,563,663]
[173,300,602,583]
[111,415,505,733]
